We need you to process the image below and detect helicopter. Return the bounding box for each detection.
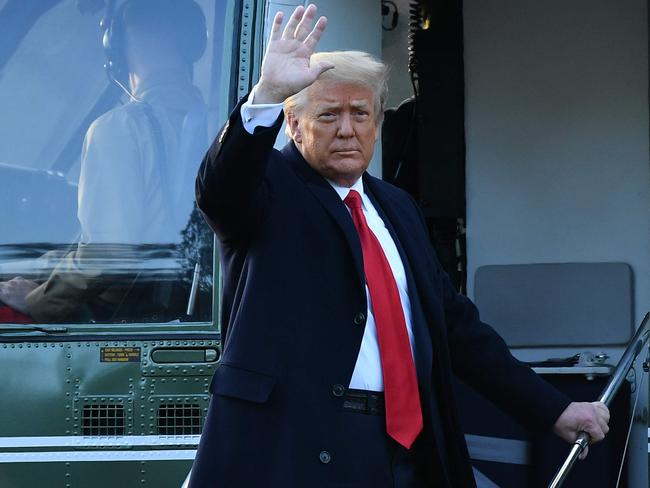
[0,0,648,487]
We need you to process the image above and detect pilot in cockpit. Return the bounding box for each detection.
[0,0,209,323]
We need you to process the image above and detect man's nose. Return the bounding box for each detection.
[337,113,354,137]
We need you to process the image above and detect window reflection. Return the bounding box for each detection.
[0,0,221,324]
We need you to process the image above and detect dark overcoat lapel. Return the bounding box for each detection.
[281,143,366,291]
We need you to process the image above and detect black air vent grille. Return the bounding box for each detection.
[82,404,125,436]
[157,404,202,435]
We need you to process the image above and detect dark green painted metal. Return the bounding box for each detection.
[68,460,193,488]
[0,463,65,488]
[0,339,219,487]
[0,460,193,488]
[1,342,69,436]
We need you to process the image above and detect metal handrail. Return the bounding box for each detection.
[548,312,650,488]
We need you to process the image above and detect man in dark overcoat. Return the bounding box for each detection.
[189,4,610,487]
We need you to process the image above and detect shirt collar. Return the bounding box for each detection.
[326,177,365,203]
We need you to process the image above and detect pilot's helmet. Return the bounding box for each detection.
[101,0,208,85]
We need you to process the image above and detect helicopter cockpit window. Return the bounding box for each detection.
[0,0,231,325]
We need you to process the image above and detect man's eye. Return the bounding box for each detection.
[318,112,335,118]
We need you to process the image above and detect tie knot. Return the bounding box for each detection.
[344,190,362,210]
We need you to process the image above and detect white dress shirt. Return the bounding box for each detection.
[240,91,416,391]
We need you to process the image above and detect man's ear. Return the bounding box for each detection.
[287,113,302,143]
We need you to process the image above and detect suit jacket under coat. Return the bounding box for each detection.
[189,98,571,488]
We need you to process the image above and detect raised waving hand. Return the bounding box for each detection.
[254,4,333,104]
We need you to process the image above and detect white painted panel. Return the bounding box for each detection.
[0,450,197,463]
[464,0,649,324]
[0,435,200,448]
[464,1,649,485]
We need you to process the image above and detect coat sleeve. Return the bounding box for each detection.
[195,96,284,246]
[404,195,572,433]
[440,268,572,433]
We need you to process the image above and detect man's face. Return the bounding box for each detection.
[289,80,378,187]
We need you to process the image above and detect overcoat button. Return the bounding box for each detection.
[319,451,331,464]
[332,384,345,397]
[353,312,366,325]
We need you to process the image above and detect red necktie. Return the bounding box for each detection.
[344,190,423,449]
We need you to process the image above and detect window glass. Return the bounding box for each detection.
[0,0,232,325]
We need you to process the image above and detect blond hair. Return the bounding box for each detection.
[283,51,388,138]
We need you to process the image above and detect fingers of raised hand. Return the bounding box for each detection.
[304,16,328,51]
[269,11,284,41]
[279,4,326,51]
[282,5,306,40]
[294,4,317,41]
